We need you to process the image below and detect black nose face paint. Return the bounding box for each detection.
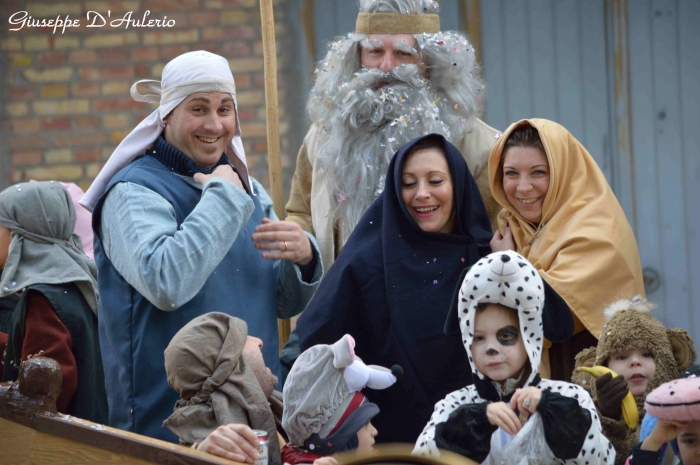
[486,347,498,356]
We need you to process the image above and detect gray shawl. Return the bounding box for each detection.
[0,182,98,313]
[163,312,281,464]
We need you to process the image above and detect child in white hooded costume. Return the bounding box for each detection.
[413,250,613,464]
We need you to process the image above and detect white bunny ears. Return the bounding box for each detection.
[330,335,402,392]
[282,334,403,447]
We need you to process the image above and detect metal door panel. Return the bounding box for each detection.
[679,0,700,334]
[628,0,697,332]
[481,0,612,181]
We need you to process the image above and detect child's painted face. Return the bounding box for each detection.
[678,421,700,465]
[472,304,528,383]
[355,421,377,455]
[607,349,656,396]
[0,225,11,269]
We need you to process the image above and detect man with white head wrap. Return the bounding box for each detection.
[82,51,323,442]
[285,0,501,269]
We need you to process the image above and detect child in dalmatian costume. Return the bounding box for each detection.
[413,250,613,464]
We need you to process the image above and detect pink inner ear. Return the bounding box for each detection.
[347,335,355,359]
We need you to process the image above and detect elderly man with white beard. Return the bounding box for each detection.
[285,0,501,269]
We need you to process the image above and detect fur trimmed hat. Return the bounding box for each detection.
[282,335,401,455]
[574,296,696,404]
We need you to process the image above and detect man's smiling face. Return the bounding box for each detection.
[163,92,236,169]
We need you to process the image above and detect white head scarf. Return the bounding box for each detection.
[80,50,251,211]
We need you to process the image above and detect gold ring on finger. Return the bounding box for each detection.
[283,241,288,251]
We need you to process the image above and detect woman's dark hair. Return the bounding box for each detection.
[404,134,446,160]
[502,125,545,154]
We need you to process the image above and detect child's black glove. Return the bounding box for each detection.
[595,372,629,420]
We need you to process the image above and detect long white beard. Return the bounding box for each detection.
[312,65,457,241]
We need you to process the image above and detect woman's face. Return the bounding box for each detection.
[502,146,550,224]
[401,147,455,234]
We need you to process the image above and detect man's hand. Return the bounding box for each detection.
[490,224,515,252]
[486,401,522,435]
[641,419,690,452]
[193,165,244,191]
[252,218,313,265]
[595,372,629,420]
[510,386,542,418]
[197,424,261,463]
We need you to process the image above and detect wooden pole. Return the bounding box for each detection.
[460,0,483,68]
[260,0,292,351]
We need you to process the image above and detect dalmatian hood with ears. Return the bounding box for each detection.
[458,250,545,386]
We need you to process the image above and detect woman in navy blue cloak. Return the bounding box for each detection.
[289,134,494,443]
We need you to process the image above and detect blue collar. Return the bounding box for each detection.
[148,136,230,177]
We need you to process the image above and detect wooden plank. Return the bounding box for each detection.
[610,0,637,229]
[1,418,148,464]
[649,0,690,328]
[1,417,47,465]
[260,0,291,350]
[679,0,700,337]
[30,414,239,465]
[301,0,315,64]
[459,0,483,67]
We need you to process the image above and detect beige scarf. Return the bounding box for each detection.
[488,118,645,340]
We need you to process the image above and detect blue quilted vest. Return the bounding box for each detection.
[92,149,277,442]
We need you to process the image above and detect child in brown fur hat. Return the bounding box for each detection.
[572,296,697,465]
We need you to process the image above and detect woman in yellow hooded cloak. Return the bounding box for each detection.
[488,118,645,379]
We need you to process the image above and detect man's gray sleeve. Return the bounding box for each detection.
[252,179,323,319]
[100,179,254,310]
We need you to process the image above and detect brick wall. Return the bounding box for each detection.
[0,0,296,194]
